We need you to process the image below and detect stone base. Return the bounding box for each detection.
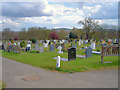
[57,51,63,54]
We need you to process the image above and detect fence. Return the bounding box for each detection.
[101,45,119,63]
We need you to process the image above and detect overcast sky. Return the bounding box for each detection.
[0,0,118,31]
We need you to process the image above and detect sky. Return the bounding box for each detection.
[0,0,118,31]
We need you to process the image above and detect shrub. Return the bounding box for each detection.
[20,40,26,48]
[31,38,37,44]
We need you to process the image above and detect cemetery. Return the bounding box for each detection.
[1,38,119,73]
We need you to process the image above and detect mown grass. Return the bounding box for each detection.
[2,43,118,73]
[0,81,6,89]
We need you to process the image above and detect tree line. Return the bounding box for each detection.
[2,18,118,41]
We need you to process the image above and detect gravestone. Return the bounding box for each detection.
[90,42,96,50]
[84,40,87,44]
[81,40,83,44]
[78,40,81,46]
[7,45,14,52]
[85,47,92,58]
[68,47,76,61]
[57,46,63,54]
[61,43,64,49]
[72,44,77,49]
[40,40,42,43]
[39,46,43,53]
[13,45,21,53]
[50,44,55,51]
[35,44,39,50]
[64,40,67,43]
[43,43,48,47]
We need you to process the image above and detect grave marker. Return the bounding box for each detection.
[39,46,43,53]
[68,47,76,61]
[72,44,77,49]
[85,47,92,58]
[50,44,55,51]
[57,46,63,54]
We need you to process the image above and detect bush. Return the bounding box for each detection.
[69,32,78,39]
[31,38,37,44]
[20,40,26,48]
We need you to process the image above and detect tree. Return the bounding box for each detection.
[78,18,101,40]
[69,32,78,39]
[49,32,59,40]
[58,29,68,39]
[2,28,15,40]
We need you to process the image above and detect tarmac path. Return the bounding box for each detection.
[1,56,118,88]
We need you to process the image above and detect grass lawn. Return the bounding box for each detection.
[0,81,6,89]
[2,43,118,73]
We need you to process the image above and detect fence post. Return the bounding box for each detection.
[101,46,104,63]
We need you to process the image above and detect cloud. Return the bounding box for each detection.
[2,1,51,17]
[89,3,118,19]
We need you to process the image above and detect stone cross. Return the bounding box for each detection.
[57,46,63,54]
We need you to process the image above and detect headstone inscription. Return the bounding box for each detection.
[68,47,76,61]
[85,47,92,58]
[50,44,55,51]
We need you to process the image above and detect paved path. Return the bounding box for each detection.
[1,57,118,88]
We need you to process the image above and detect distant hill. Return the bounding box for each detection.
[53,28,71,30]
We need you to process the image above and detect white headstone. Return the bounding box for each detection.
[43,43,48,47]
[78,40,81,46]
[90,42,96,50]
[56,56,60,68]
[57,46,63,54]
[81,40,83,44]
[27,44,31,48]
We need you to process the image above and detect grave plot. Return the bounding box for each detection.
[77,47,92,59]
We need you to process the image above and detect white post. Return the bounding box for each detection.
[56,56,60,68]
[93,42,96,50]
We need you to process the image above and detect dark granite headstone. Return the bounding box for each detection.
[85,47,92,58]
[50,44,55,51]
[68,47,76,61]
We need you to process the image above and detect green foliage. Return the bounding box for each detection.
[69,32,78,39]
[55,67,61,71]
[20,40,26,48]
[78,18,101,39]
[31,38,37,44]
[96,38,99,43]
